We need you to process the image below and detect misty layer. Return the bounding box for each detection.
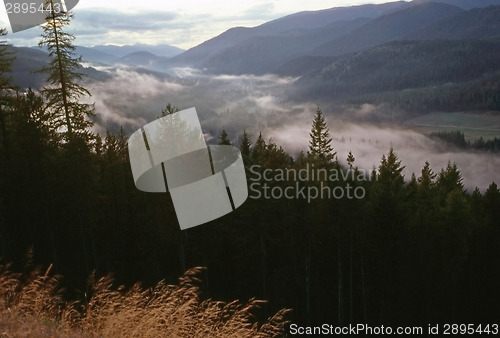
[86,66,499,191]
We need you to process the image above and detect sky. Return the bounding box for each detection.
[1,0,397,49]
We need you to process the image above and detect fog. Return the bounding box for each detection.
[269,120,500,191]
[85,65,500,190]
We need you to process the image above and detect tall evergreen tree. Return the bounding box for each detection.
[0,28,15,157]
[436,161,464,195]
[38,0,94,139]
[251,132,266,165]
[346,151,355,169]
[218,128,232,145]
[418,161,436,189]
[308,107,335,166]
[265,140,290,169]
[239,129,252,166]
[0,28,15,93]
[0,27,14,259]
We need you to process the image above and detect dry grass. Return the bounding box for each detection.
[0,264,290,337]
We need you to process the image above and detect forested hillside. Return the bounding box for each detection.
[2,95,500,326]
[295,39,500,114]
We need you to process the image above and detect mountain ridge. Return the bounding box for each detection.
[169,1,412,68]
[309,2,463,57]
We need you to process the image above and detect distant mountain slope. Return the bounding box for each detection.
[10,47,48,90]
[416,0,500,10]
[202,18,370,75]
[75,46,117,64]
[35,43,184,67]
[310,2,463,57]
[253,1,409,33]
[273,55,338,77]
[406,5,500,40]
[9,47,112,90]
[297,39,500,100]
[114,51,167,68]
[170,1,411,67]
[180,2,463,75]
[91,43,184,58]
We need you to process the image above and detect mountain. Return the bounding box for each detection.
[91,43,184,58]
[201,18,370,75]
[75,46,117,64]
[170,1,412,67]
[71,1,500,76]
[251,0,409,33]
[310,2,463,57]
[10,47,49,90]
[9,47,113,90]
[416,0,500,10]
[171,2,463,75]
[114,51,168,69]
[205,2,463,74]
[273,55,338,77]
[294,39,500,103]
[406,5,500,40]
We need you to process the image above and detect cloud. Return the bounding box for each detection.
[85,65,185,130]
[75,8,179,31]
[1,1,292,49]
[239,2,278,21]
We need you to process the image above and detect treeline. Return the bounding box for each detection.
[364,75,500,115]
[430,130,500,152]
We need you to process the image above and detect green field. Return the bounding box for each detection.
[404,112,500,141]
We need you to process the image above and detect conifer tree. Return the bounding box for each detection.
[436,161,464,194]
[265,140,290,169]
[161,103,179,116]
[0,27,14,259]
[239,130,252,166]
[377,148,405,187]
[418,161,436,188]
[308,107,335,166]
[0,28,15,157]
[38,0,94,139]
[0,28,15,93]
[346,151,355,170]
[484,182,500,227]
[218,128,232,145]
[251,131,266,165]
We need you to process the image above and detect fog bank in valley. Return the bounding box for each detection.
[85,65,500,190]
[269,120,500,191]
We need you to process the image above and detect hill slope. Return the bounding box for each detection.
[10,47,48,90]
[310,2,463,57]
[296,39,500,102]
[201,18,370,75]
[406,5,500,40]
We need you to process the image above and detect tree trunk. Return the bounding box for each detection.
[350,230,353,323]
[360,244,367,323]
[338,245,344,327]
[260,231,267,298]
[179,230,187,273]
[0,105,9,159]
[305,234,311,325]
[49,1,72,134]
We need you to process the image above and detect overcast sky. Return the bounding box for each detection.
[1,0,398,49]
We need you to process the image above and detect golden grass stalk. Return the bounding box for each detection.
[0,264,290,337]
